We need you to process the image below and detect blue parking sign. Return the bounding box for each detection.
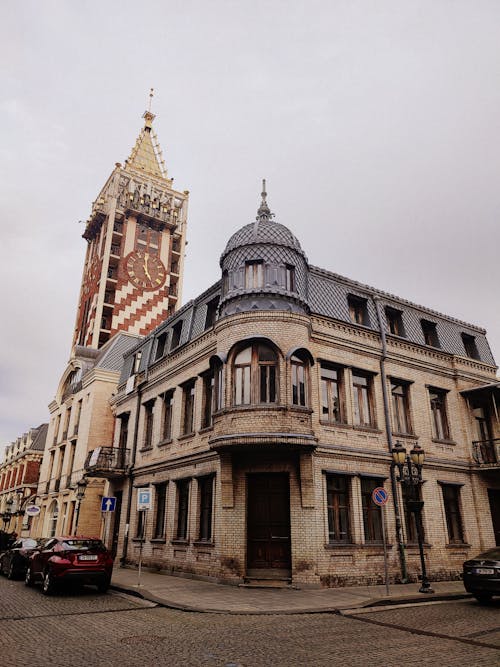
[137,487,152,510]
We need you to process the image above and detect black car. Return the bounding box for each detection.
[463,547,500,603]
[0,538,45,579]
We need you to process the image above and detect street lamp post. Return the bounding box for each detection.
[73,477,88,536]
[2,497,14,531]
[391,441,434,594]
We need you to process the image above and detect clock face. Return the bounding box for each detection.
[125,250,166,290]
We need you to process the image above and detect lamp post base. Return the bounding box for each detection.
[419,582,434,594]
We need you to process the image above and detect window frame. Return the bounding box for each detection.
[142,400,154,450]
[181,380,196,436]
[360,477,384,543]
[291,354,308,407]
[198,475,214,543]
[347,295,370,326]
[233,343,278,406]
[461,333,479,360]
[161,391,174,442]
[326,474,351,543]
[153,482,168,540]
[390,379,412,435]
[352,371,375,428]
[176,479,190,541]
[421,319,440,348]
[320,364,345,424]
[245,260,264,289]
[385,306,405,337]
[429,388,450,441]
[440,483,465,544]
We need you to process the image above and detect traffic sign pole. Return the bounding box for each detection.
[372,487,390,596]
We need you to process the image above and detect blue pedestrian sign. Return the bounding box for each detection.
[101,496,117,512]
[137,487,152,510]
[372,487,389,506]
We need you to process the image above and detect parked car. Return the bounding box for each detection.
[463,547,500,603]
[0,538,45,579]
[25,537,114,595]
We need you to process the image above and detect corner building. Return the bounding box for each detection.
[91,187,500,587]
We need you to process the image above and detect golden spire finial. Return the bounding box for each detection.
[148,87,154,112]
[143,88,156,130]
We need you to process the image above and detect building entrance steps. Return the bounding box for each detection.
[110,567,469,615]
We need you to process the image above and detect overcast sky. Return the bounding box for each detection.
[1,1,499,456]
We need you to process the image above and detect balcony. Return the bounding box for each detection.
[84,447,130,478]
[472,438,500,467]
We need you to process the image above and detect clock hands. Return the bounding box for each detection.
[144,253,152,281]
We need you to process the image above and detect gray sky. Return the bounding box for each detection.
[1,1,499,455]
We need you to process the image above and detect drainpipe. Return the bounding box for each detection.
[120,341,154,567]
[373,296,408,583]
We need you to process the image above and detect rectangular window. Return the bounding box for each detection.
[326,474,350,542]
[352,371,374,427]
[402,485,422,543]
[361,477,383,542]
[391,380,412,434]
[321,365,344,423]
[429,388,450,440]
[154,483,167,539]
[198,476,214,542]
[461,333,479,360]
[285,265,295,292]
[170,321,183,350]
[385,307,405,336]
[143,401,154,449]
[441,484,464,544]
[161,391,174,441]
[155,332,168,361]
[119,413,129,450]
[182,381,196,435]
[348,295,369,326]
[421,319,440,348]
[202,373,214,428]
[204,297,219,330]
[176,479,190,540]
[73,399,82,435]
[245,261,264,288]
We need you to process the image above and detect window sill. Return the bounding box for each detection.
[405,542,432,549]
[223,404,286,414]
[392,432,418,440]
[432,438,456,446]
[193,540,214,548]
[352,426,382,434]
[198,426,214,435]
[320,421,351,429]
[157,438,172,448]
[131,538,146,543]
[139,446,153,453]
[178,432,195,442]
[150,538,166,544]
[289,406,313,414]
[171,539,189,546]
[325,542,393,550]
[445,542,471,549]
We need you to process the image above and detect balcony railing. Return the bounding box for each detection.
[472,438,500,467]
[84,447,130,478]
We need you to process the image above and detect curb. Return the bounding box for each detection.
[110,583,471,616]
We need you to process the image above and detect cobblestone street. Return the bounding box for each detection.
[1,577,499,666]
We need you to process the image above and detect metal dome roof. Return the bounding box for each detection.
[221,181,306,263]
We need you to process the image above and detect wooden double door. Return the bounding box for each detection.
[247,473,291,570]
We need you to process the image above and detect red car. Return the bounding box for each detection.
[25,536,114,595]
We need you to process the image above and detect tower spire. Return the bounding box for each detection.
[256,178,274,223]
[125,90,167,179]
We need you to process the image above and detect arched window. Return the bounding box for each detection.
[233,343,278,405]
[47,500,59,538]
[291,354,308,407]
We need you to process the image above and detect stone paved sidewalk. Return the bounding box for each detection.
[110,567,469,614]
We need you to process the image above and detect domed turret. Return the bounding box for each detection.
[219,181,310,317]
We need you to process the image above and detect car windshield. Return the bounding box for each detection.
[476,548,500,560]
[60,540,106,552]
[20,539,38,549]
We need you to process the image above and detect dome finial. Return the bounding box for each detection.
[256,178,274,223]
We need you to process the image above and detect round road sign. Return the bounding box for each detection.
[372,487,389,506]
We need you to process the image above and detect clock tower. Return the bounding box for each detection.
[73,106,188,349]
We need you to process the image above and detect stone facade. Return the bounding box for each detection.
[95,189,500,588]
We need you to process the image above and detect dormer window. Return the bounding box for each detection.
[385,307,405,337]
[155,332,168,361]
[245,261,264,289]
[170,321,183,350]
[285,265,295,292]
[204,297,219,330]
[461,333,480,360]
[348,295,369,326]
[421,319,440,348]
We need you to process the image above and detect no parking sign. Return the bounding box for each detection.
[372,487,389,506]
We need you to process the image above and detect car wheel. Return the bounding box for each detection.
[42,569,56,596]
[97,577,111,594]
[474,594,492,605]
[7,562,16,580]
[25,566,35,587]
